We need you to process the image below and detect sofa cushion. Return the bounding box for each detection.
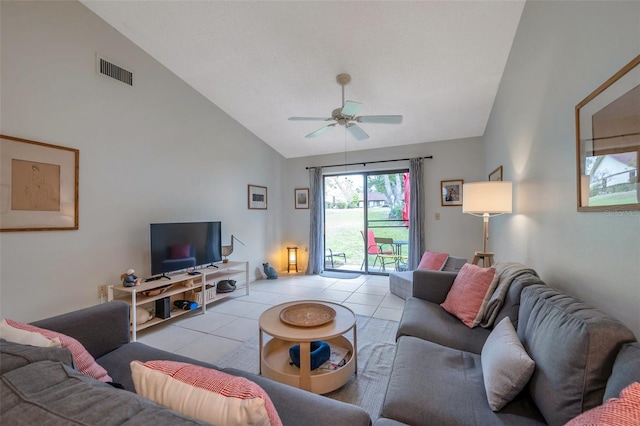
[440,264,498,328]
[97,341,221,392]
[0,360,207,425]
[517,284,636,425]
[4,319,112,382]
[417,250,449,270]
[397,297,490,354]
[565,382,640,426]
[380,336,545,425]
[225,367,372,426]
[481,317,535,411]
[604,342,640,401]
[388,271,414,300]
[0,339,74,376]
[131,360,282,426]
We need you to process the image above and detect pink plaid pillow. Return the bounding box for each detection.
[417,250,449,271]
[5,319,112,382]
[440,263,498,328]
[131,360,282,426]
[565,382,640,425]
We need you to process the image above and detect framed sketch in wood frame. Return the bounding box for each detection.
[441,179,463,206]
[576,55,640,212]
[489,166,503,181]
[248,184,267,210]
[294,188,309,209]
[1,135,79,232]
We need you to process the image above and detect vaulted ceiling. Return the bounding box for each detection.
[81,1,525,159]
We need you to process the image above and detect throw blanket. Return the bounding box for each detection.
[479,261,538,328]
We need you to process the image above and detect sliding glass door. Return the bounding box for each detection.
[323,169,409,274]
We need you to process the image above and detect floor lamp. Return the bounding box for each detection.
[462,181,512,267]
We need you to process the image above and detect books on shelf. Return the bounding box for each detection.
[318,345,350,370]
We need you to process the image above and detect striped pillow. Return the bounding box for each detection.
[4,319,112,382]
[565,382,640,425]
[131,360,282,426]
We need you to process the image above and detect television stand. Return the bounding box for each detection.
[109,261,249,341]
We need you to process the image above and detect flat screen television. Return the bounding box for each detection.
[150,221,222,276]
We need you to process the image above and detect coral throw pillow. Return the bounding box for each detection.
[170,244,191,259]
[417,250,449,271]
[3,319,112,382]
[565,382,640,425]
[131,360,282,426]
[440,263,498,328]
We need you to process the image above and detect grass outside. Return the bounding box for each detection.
[588,191,638,206]
[325,207,409,272]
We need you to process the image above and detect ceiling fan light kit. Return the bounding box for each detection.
[289,73,403,140]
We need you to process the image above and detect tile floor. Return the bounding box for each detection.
[137,273,404,365]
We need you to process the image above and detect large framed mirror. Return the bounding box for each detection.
[575,55,639,212]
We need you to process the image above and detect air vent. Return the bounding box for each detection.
[97,55,133,86]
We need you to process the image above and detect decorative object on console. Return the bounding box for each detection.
[120,268,141,287]
[287,246,298,273]
[248,184,268,210]
[294,188,310,209]
[222,235,245,263]
[575,54,640,212]
[216,279,236,293]
[440,179,463,206]
[263,262,278,279]
[0,134,79,232]
[463,181,513,267]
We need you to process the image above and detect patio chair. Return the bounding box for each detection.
[360,230,395,270]
[325,248,347,268]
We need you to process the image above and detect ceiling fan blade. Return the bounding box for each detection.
[346,123,369,140]
[289,117,331,121]
[341,101,362,117]
[356,115,403,124]
[306,123,337,138]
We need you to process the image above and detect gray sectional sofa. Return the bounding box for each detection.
[377,263,639,425]
[388,255,467,300]
[0,301,371,426]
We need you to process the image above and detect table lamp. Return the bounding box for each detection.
[462,181,512,267]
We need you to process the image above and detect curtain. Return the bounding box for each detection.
[307,167,323,275]
[408,158,425,270]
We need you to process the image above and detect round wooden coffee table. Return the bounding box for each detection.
[259,300,357,394]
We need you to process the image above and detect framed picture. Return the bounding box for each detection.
[575,54,639,212]
[294,188,309,209]
[248,184,267,210]
[1,135,79,231]
[488,166,503,181]
[441,179,463,206]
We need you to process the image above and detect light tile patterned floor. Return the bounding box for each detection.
[137,273,403,364]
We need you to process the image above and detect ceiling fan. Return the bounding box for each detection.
[288,73,403,141]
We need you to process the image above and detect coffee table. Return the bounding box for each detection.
[259,300,357,394]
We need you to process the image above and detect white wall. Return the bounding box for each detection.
[0,1,285,322]
[484,1,640,336]
[283,137,486,271]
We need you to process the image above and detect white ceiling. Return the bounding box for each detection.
[81,0,525,159]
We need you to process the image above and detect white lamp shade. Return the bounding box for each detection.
[463,181,513,214]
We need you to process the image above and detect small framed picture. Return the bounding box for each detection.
[294,188,309,209]
[248,184,267,210]
[488,166,503,181]
[441,179,463,206]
